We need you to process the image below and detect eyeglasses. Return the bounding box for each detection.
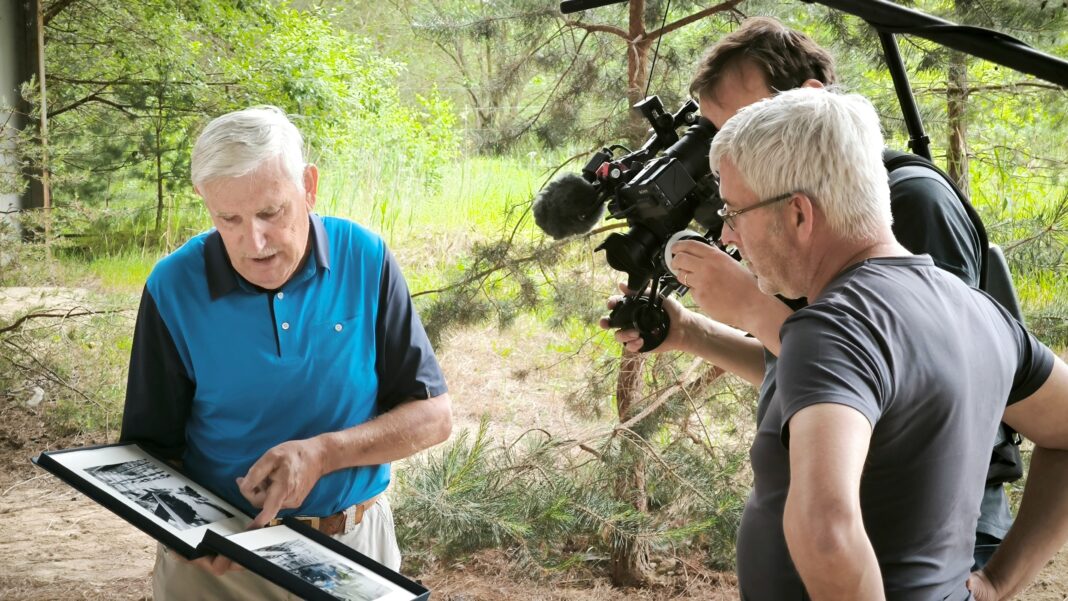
[717,191,799,231]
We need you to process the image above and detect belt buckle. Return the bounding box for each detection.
[299,516,321,530]
[267,515,321,530]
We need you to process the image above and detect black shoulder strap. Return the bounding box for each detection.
[885,150,1027,479]
[882,149,989,290]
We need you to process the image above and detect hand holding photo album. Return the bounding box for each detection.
[33,443,429,601]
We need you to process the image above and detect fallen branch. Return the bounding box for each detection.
[0,307,129,335]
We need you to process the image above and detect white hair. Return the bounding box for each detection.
[190,106,306,191]
[709,88,892,241]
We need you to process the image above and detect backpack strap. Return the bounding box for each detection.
[883,149,990,290]
[884,149,1026,484]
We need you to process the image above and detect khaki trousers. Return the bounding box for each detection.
[152,496,402,601]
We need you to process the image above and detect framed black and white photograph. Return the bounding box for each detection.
[85,457,234,530]
[34,443,249,558]
[202,521,429,601]
[36,443,431,599]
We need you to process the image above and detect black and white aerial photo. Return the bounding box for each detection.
[258,538,394,601]
[86,459,233,530]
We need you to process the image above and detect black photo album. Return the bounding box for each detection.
[34,442,429,601]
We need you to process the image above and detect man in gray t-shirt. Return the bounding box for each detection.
[665,88,1068,600]
[742,256,1051,600]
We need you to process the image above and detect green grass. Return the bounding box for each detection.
[1015,270,1068,351]
[84,252,159,293]
[317,152,566,246]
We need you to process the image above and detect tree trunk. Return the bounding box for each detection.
[623,0,651,142]
[947,0,972,195]
[610,350,650,587]
[32,0,52,246]
[947,50,969,195]
[154,94,164,233]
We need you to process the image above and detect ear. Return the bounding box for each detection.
[303,164,319,210]
[787,192,817,244]
[800,79,825,90]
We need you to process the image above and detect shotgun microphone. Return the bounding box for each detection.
[532,173,605,239]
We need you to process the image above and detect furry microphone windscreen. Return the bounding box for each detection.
[532,173,605,239]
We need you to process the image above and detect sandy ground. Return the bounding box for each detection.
[1,295,1067,600]
[0,287,90,317]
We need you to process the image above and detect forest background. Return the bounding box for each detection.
[1,0,1067,598]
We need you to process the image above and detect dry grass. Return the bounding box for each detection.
[436,317,609,441]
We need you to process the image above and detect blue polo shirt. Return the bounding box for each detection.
[120,214,446,517]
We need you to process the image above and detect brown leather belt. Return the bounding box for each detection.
[268,494,381,536]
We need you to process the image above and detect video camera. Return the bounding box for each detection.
[532,96,727,351]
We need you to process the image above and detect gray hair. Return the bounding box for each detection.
[709,87,892,241]
[190,106,306,191]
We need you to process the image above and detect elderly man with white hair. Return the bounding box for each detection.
[669,88,1068,600]
[120,105,452,600]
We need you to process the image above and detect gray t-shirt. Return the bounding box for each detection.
[736,256,1054,601]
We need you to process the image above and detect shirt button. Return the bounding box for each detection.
[281,322,290,330]
[334,323,343,332]
[276,292,284,300]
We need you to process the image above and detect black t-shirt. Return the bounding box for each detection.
[738,257,1054,601]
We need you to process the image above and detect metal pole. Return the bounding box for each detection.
[878,32,931,160]
[804,0,1068,88]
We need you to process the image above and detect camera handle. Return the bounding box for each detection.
[606,289,672,353]
[607,230,720,352]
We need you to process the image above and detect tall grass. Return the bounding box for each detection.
[317,150,565,247]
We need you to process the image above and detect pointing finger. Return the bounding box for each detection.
[249,481,287,530]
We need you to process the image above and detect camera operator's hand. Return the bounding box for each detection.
[966,570,1003,601]
[669,240,793,356]
[599,283,695,354]
[598,283,767,386]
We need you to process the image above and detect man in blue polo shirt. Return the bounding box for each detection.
[120,105,452,600]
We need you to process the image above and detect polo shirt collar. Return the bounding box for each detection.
[205,213,331,300]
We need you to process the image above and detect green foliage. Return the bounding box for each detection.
[398,0,636,152]
[211,2,462,172]
[418,238,568,347]
[17,198,212,260]
[18,0,460,258]
[394,419,542,558]
[395,408,752,572]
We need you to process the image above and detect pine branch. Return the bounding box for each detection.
[562,20,628,39]
[44,0,80,26]
[615,357,723,434]
[49,93,137,119]
[410,222,626,299]
[645,0,745,41]
[1001,192,1068,254]
[500,30,593,146]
